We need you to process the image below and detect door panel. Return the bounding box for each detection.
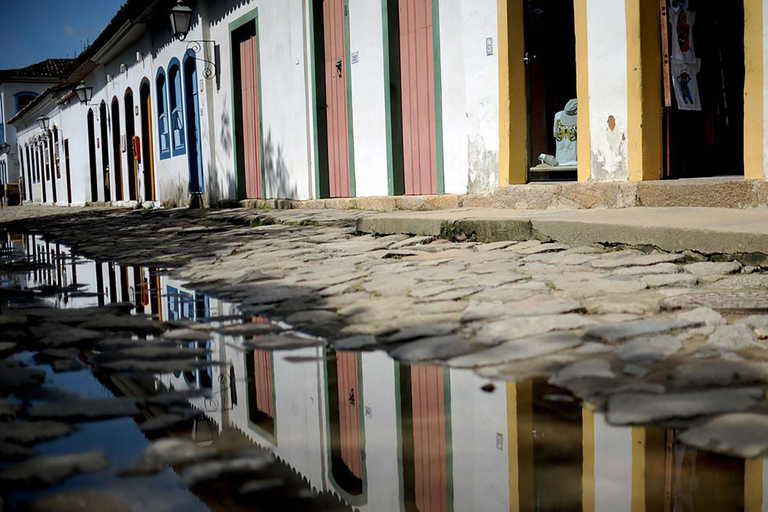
[399,0,438,195]
[336,351,361,479]
[323,0,351,198]
[240,34,263,199]
[410,364,447,512]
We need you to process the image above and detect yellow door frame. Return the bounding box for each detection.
[498,0,591,186]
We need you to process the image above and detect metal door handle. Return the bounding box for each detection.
[336,58,343,77]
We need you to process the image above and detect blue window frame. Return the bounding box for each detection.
[14,92,37,113]
[168,58,185,156]
[156,67,171,160]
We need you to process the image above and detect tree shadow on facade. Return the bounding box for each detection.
[263,130,297,200]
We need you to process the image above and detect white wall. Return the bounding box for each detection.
[586,0,629,182]
[592,412,633,512]
[439,0,499,194]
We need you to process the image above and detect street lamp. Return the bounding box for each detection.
[170,1,193,41]
[36,116,50,132]
[74,83,93,104]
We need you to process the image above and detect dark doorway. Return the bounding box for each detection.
[125,89,138,201]
[184,53,204,195]
[663,1,745,178]
[139,81,156,201]
[524,0,578,182]
[38,147,46,203]
[47,131,57,203]
[87,109,99,201]
[100,101,111,201]
[64,139,72,204]
[111,98,123,201]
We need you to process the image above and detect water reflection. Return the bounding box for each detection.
[3,232,766,512]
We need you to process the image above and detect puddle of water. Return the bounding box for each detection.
[0,231,762,512]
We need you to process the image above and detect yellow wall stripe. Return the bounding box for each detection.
[744,0,764,180]
[626,0,663,182]
[745,457,763,512]
[498,0,528,186]
[574,0,591,182]
[582,407,595,512]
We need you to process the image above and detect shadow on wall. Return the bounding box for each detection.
[204,109,236,206]
[263,130,297,200]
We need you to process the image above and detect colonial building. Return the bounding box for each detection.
[0,59,73,197]
[5,0,766,206]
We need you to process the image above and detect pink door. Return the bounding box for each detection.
[240,34,263,199]
[324,0,351,198]
[400,0,438,195]
[337,351,362,479]
[253,350,274,418]
[411,365,448,512]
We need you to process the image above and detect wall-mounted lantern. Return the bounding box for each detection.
[170,1,193,41]
[74,83,93,104]
[36,116,50,132]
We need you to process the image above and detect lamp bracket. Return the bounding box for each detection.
[185,40,217,80]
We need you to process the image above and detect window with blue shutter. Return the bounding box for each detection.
[156,68,171,160]
[168,59,185,157]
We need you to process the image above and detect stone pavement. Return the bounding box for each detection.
[6,205,768,457]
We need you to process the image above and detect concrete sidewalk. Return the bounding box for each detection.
[357,207,768,255]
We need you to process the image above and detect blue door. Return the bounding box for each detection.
[184,53,204,193]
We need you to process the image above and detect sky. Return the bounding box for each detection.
[0,0,126,69]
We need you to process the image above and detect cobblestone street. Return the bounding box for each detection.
[4,205,768,460]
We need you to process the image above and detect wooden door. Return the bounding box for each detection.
[399,0,438,195]
[140,83,156,201]
[336,351,362,479]
[410,365,448,512]
[323,0,351,198]
[240,32,263,199]
[253,350,275,418]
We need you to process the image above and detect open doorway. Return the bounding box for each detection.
[663,0,744,178]
[524,0,578,182]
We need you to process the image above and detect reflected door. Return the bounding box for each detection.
[337,351,362,479]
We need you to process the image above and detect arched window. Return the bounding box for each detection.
[156,67,171,160]
[14,91,37,113]
[168,58,185,156]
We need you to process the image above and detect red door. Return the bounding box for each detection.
[324,0,351,198]
[337,351,362,479]
[411,365,448,512]
[400,0,438,195]
[240,33,263,199]
[253,350,274,418]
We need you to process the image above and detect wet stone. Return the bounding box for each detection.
[448,332,583,368]
[0,342,18,357]
[553,359,615,383]
[475,314,596,345]
[704,324,763,350]
[591,253,684,269]
[26,490,131,512]
[607,388,764,425]
[139,412,197,432]
[28,397,140,422]
[672,361,768,387]
[332,335,378,351]
[213,322,283,336]
[181,452,274,487]
[0,366,46,390]
[684,261,742,276]
[0,421,77,445]
[615,336,683,362]
[389,335,478,362]
[163,328,213,341]
[622,364,650,378]
[78,315,164,335]
[0,442,38,462]
[677,307,727,335]
[641,274,698,288]
[0,450,109,488]
[387,323,459,344]
[612,263,681,276]
[242,334,324,351]
[661,291,768,313]
[585,318,702,344]
[679,413,768,459]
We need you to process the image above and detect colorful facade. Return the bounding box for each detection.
[5,0,765,206]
